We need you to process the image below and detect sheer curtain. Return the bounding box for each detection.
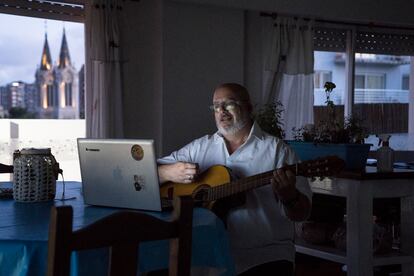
[85,0,124,138]
[262,17,314,139]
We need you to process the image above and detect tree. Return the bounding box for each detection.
[8,107,37,119]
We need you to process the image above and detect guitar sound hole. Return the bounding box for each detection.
[193,188,208,203]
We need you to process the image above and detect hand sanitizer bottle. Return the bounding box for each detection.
[376,134,394,172]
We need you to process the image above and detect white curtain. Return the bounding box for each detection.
[85,0,124,138]
[262,17,314,140]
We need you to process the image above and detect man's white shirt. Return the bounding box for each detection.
[158,122,312,273]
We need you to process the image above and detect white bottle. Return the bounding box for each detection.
[376,135,394,172]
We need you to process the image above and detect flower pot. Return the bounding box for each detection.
[286,141,372,170]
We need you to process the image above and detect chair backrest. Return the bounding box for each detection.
[0,163,13,174]
[47,196,194,276]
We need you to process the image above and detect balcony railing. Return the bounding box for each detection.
[334,53,410,65]
[314,88,409,105]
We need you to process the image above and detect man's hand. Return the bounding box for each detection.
[271,168,297,202]
[158,162,199,184]
[271,168,311,221]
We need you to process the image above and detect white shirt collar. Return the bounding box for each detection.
[213,121,266,143]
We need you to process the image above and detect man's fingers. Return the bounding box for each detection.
[180,169,196,182]
[184,168,197,175]
[276,169,288,184]
[285,169,295,181]
[183,162,197,169]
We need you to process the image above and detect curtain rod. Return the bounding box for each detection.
[259,12,414,32]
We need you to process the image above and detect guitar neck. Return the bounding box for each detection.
[189,155,344,203]
[207,164,297,201]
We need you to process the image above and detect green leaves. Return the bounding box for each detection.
[293,82,367,144]
[254,101,285,139]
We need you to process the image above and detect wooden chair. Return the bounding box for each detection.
[0,163,13,174]
[47,196,194,276]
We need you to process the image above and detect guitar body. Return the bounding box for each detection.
[160,165,232,201]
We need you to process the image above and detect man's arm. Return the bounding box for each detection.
[158,162,198,184]
[271,169,312,221]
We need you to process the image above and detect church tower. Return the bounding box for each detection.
[35,29,79,119]
[36,33,55,118]
[53,28,79,119]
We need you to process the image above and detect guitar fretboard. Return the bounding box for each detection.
[206,163,300,201]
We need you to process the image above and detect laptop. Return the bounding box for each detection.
[77,138,162,211]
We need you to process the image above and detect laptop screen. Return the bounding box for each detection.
[77,138,162,211]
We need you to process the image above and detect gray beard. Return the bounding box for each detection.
[217,117,248,136]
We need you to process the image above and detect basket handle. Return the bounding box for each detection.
[50,155,63,180]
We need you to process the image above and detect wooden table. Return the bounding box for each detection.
[295,167,414,276]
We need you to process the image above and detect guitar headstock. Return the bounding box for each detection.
[294,156,345,178]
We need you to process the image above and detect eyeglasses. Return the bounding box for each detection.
[209,101,243,113]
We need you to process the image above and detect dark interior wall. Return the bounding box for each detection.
[244,11,265,108]
[162,1,245,155]
[120,0,246,156]
[173,0,414,28]
[122,0,163,154]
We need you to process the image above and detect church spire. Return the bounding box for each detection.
[40,33,52,70]
[58,28,72,69]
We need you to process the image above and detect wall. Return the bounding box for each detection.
[244,11,265,106]
[173,0,414,28]
[121,0,164,154]
[121,0,245,156]
[162,1,244,154]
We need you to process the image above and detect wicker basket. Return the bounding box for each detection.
[13,148,59,202]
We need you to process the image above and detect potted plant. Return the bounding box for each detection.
[288,81,371,170]
[254,100,285,139]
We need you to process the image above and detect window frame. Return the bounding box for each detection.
[318,26,414,134]
[0,0,84,22]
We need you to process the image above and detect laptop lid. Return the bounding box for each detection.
[77,138,162,211]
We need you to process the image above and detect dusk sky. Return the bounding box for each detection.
[0,13,85,86]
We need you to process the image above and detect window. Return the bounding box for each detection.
[402,75,409,90]
[314,70,332,89]
[64,83,72,106]
[355,73,385,89]
[354,73,386,104]
[353,54,410,142]
[47,84,54,107]
[313,51,345,126]
[313,26,414,150]
[0,11,85,182]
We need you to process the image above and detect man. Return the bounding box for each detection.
[158,83,312,275]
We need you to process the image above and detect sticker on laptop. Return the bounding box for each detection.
[131,145,144,161]
[134,174,145,191]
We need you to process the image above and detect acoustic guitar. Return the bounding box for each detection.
[160,155,345,205]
